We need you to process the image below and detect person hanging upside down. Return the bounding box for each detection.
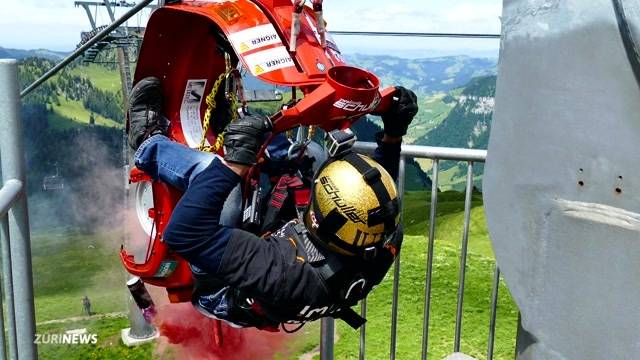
[127,77,418,331]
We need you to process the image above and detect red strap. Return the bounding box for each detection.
[294,188,311,207]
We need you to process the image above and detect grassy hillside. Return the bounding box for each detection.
[21,54,511,359]
[32,191,517,359]
[31,229,127,322]
[19,58,123,130]
[333,191,518,360]
[52,98,121,129]
[345,54,496,95]
[68,63,122,93]
[404,90,461,144]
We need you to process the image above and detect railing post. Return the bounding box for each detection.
[389,155,406,360]
[320,318,334,360]
[0,59,36,359]
[454,161,474,352]
[421,159,439,360]
[487,266,501,360]
[0,217,17,360]
[359,299,366,360]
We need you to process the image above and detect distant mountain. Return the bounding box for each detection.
[345,54,497,94]
[416,76,496,150]
[412,75,497,190]
[239,54,497,95]
[15,50,495,192]
[0,46,68,61]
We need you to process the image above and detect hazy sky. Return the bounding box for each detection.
[0,0,502,58]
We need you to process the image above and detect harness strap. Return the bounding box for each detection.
[262,175,304,232]
[342,152,398,233]
[335,308,366,329]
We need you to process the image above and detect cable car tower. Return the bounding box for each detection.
[74,1,158,99]
[74,0,162,345]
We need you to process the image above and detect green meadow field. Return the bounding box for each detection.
[32,191,518,360]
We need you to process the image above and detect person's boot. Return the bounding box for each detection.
[127,77,168,151]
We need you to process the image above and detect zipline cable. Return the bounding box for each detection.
[329,30,500,39]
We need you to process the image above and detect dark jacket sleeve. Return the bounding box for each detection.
[163,159,329,305]
[163,158,240,273]
[372,131,402,181]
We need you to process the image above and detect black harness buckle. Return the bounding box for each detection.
[325,129,356,157]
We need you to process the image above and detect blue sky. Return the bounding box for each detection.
[0,0,501,58]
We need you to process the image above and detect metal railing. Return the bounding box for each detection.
[0,60,36,360]
[317,141,503,360]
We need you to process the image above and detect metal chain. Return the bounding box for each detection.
[199,54,239,153]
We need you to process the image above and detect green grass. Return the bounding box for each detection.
[405,94,455,144]
[247,91,293,116]
[47,110,85,131]
[37,316,154,360]
[68,64,122,93]
[32,229,128,322]
[51,98,122,129]
[31,192,517,359]
[331,191,518,360]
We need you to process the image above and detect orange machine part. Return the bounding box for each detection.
[121,0,397,304]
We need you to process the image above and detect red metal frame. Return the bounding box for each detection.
[120,0,396,304]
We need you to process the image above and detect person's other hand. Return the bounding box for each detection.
[223,115,272,166]
[381,86,419,138]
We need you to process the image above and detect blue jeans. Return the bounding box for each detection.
[134,135,242,227]
[135,135,243,324]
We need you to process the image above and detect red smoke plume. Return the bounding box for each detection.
[153,303,293,360]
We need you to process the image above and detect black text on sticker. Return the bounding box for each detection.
[252,34,278,46]
[266,57,293,68]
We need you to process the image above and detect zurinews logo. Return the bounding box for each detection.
[35,329,98,345]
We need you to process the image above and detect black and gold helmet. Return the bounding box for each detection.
[304,152,400,258]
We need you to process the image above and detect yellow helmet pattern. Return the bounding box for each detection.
[305,152,400,258]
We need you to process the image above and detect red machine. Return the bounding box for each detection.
[120,0,395,304]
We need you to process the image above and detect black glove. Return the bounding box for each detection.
[381,86,419,137]
[223,115,272,165]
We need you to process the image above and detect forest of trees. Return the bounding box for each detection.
[18,58,125,229]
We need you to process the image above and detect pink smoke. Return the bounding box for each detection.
[152,302,294,360]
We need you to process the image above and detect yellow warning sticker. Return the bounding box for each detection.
[228,24,282,54]
[244,46,295,76]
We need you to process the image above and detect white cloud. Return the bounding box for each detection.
[0,0,501,55]
[442,2,502,32]
[0,0,155,50]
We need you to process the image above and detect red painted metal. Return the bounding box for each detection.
[120,0,396,305]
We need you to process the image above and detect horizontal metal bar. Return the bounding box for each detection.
[0,180,23,218]
[329,30,501,39]
[353,142,487,162]
[20,0,155,98]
